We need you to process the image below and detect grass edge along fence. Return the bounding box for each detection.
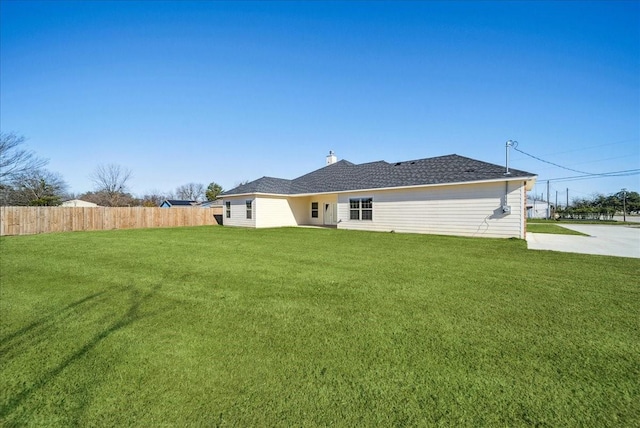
[0,206,221,236]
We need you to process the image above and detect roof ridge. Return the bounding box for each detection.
[259,176,292,181]
[292,159,354,178]
[357,160,390,166]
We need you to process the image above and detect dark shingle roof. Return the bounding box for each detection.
[222,177,294,195]
[221,154,535,196]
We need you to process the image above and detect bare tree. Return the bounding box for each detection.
[79,190,140,207]
[90,163,133,206]
[91,163,132,193]
[141,189,170,207]
[0,132,47,184]
[7,169,68,206]
[175,182,205,201]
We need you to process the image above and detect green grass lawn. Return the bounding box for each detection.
[1,226,639,426]
[526,223,589,236]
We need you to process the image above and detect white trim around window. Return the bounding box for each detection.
[246,200,253,219]
[349,197,373,220]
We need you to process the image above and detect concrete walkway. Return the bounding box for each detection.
[527,224,640,258]
[613,215,640,223]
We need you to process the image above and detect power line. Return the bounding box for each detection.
[529,154,634,172]
[512,142,637,207]
[511,144,597,175]
[541,168,640,183]
[510,138,637,161]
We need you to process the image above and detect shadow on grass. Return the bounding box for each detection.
[0,284,162,419]
[0,290,109,359]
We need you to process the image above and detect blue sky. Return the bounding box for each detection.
[1,1,638,202]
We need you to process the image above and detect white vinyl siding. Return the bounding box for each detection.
[221,180,528,238]
[290,195,338,226]
[221,197,256,228]
[337,181,526,238]
[254,197,298,228]
[222,196,298,228]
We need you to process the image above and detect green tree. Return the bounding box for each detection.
[616,189,640,214]
[627,191,640,214]
[564,189,639,219]
[206,182,223,201]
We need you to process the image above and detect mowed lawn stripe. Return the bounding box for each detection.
[526,223,589,235]
[1,226,638,426]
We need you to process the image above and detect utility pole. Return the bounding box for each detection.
[623,189,627,222]
[555,190,558,211]
[546,180,550,219]
[566,188,569,208]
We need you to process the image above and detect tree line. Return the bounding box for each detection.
[556,190,640,220]
[0,132,223,207]
[5,132,637,214]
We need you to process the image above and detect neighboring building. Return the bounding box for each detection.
[199,200,225,225]
[199,200,223,208]
[160,199,197,208]
[526,199,551,219]
[220,152,537,239]
[61,199,99,207]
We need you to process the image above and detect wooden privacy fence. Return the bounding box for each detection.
[0,206,222,236]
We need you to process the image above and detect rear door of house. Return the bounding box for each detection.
[323,203,337,225]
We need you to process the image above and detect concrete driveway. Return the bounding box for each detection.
[526,224,640,258]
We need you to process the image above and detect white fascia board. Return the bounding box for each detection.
[219,193,289,198]
[525,177,537,191]
[289,175,539,197]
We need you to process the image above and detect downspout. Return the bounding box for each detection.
[503,180,511,215]
[505,180,509,209]
[523,181,527,239]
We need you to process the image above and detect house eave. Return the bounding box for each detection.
[296,175,539,197]
[220,175,538,198]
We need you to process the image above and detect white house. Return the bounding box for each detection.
[526,199,551,219]
[61,199,99,207]
[220,153,537,239]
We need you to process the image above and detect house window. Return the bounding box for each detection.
[225,201,231,218]
[311,202,318,218]
[246,200,252,219]
[361,198,373,220]
[349,198,373,220]
[350,199,360,220]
